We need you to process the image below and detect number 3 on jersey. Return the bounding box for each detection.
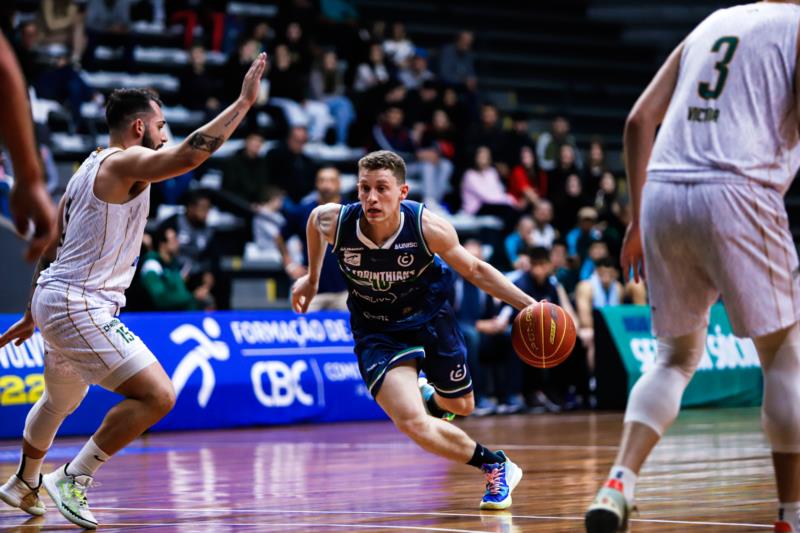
[698,36,739,99]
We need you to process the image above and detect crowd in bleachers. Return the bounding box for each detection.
[0,0,648,413]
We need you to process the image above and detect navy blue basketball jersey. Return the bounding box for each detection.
[332,200,455,331]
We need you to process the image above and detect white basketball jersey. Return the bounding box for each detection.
[38,148,150,308]
[648,3,800,193]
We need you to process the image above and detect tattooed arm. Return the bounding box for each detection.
[104,53,267,184]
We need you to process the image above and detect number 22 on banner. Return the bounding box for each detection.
[0,374,44,406]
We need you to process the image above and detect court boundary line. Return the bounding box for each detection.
[91,506,773,529]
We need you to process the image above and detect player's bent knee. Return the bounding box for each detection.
[439,394,474,416]
[142,384,176,419]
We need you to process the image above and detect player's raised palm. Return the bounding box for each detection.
[239,52,267,107]
[620,222,644,283]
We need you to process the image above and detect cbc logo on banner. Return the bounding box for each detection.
[251,361,316,407]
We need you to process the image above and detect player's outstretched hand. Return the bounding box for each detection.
[291,274,318,314]
[9,179,57,262]
[620,221,645,283]
[239,52,267,107]
[0,311,35,348]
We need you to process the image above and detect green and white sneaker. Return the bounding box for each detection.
[585,479,633,532]
[419,377,456,421]
[42,464,98,530]
[0,474,46,516]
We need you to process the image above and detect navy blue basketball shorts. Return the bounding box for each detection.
[352,303,473,399]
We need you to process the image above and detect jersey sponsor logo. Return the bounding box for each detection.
[343,252,361,267]
[346,269,415,291]
[339,246,365,252]
[394,242,418,250]
[351,289,397,304]
[363,312,390,322]
[397,253,414,267]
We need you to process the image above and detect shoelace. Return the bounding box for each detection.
[483,464,505,495]
[68,477,93,508]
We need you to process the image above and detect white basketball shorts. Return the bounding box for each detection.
[31,284,156,390]
[642,179,800,339]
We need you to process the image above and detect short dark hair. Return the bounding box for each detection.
[105,88,163,131]
[595,257,616,270]
[523,246,551,263]
[358,150,407,184]
[186,190,210,207]
[154,225,175,247]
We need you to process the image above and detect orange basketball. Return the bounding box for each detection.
[511,301,576,368]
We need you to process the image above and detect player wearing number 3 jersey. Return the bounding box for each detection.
[0,54,267,529]
[585,3,800,532]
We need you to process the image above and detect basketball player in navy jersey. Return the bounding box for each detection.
[292,150,537,509]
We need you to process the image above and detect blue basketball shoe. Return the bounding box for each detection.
[479,451,523,510]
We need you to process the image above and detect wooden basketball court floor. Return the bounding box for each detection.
[0,407,779,532]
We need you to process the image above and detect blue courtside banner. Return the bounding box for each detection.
[0,311,386,439]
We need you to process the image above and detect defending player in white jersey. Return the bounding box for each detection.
[0,53,266,529]
[585,2,800,532]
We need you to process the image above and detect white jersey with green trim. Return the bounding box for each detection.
[648,3,800,193]
[38,148,150,309]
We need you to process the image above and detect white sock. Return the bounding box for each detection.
[16,454,44,487]
[608,465,637,503]
[779,501,800,528]
[66,438,110,478]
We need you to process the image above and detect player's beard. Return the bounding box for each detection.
[141,128,162,150]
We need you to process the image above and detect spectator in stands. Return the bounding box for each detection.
[552,173,588,236]
[140,226,214,311]
[252,185,286,258]
[440,85,469,134]
[583,139,607,197]
[575,256,622,375]
[452,239,498,417]
[160,191,217,289]
[460,146,518,226]
[406,79,440,126]
[180,44,222,116]
[250,20,276,51]
[594,170,621,225]
[549,144,580,192]
[507,145,547,209]
[398,48,433,90]
[309,49,355,146]
[84,0,132,67]
[551,240,580,298]
[465,103,506,173]
[504,215,534,267]
[267,126,317,205]
[353,41,391,93]
[438,30,476,89]
[536,115,582,172]
[580,239,610,281]
[222,131,269,205]
[269,42,333,143]
[383,21,415,68]
[566,206,602,265]
[500,111,536,168]
[531,199,557,249]
[278,166,348,310]
[284,21,312,73]
[12,21,43,84]
[372,105,414,158]
[35,0,87,68]
[411,115,455,211]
